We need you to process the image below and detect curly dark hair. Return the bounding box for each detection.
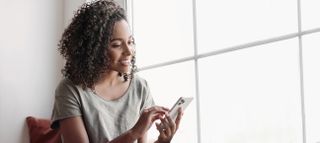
[58,0,136,89]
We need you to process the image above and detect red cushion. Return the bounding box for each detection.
[26,116,62,143]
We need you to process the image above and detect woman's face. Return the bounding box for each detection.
[107,19,135,74]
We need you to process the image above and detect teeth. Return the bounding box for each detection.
[121,60,131,64]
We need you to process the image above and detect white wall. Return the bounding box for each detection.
[0,0,82,142]
[0,0,124,142]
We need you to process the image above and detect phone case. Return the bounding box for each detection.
[168,97,193,121]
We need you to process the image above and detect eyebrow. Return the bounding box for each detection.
[110,36,133,42]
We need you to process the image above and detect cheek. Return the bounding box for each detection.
[107,51,120,63]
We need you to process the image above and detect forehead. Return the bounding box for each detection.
[111,19,131,38]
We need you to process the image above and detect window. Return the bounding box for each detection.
[198,39,302,143]
[128,0,320,142]
[303,32,320,143]
[130,0,194,68]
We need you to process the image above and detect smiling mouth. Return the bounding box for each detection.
[120,59,131,66]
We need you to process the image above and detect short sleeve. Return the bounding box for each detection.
[51,79,82,129]
[139,78,155,111]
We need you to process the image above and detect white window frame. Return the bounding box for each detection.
[126,0,320,142]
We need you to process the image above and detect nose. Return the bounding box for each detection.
[122,43,133,56]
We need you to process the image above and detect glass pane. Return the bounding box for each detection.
[197,0,298,54]
[199,39,302,143]
[302,32,320,143]
[133,0,194,67]
[301,0,320,30]
[138,61,198,143]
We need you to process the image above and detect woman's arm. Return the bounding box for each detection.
[111,105,168,143]
[154,108,184,143]
[60,116,139,143]
[59,116,90,143]
[59,106,168,143]
[137,133,148,143]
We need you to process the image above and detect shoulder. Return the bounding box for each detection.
[131,75,149,89]
[55,78,81,97]
[57,78,74,88]
[131,75,155,107]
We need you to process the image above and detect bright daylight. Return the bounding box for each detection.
[0,0,319,143]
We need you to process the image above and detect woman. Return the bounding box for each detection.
[51,0,183,143]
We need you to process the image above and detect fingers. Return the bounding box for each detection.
[155,122,167,139]
[155,122,162,130]
[155,108,185,143]
[149,106,169,112]
[155,115,176,142]
[164,117,173,135]
[166,114,176,133]
[143,106,169,114]
[143,106,169,120]
[175,107,184,129]
[157,115,175,134]
[132,106,172,139]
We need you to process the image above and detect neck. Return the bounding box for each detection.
[97,70,123,87]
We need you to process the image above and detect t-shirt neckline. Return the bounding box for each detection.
[90,77,134,102]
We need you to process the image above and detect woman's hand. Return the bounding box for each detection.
[131,106,169,139]
[155,108,184,143]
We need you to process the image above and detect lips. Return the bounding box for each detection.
[120,59,131,66]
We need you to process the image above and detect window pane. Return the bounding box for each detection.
[303,32,320,143]
[138,61,198,143]
[197,0,298,53]
[301,0,320,30]
[198,39,302,143]
[133,0,194,67]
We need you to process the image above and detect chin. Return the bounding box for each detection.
[118,69,131,74]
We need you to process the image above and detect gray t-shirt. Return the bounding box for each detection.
[51,76,155,143]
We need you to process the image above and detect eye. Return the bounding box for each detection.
[111,44,121,48]
[110,42,121,48]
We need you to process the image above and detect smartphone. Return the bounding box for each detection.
[158,97,193,130]
[168,97,193,121]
